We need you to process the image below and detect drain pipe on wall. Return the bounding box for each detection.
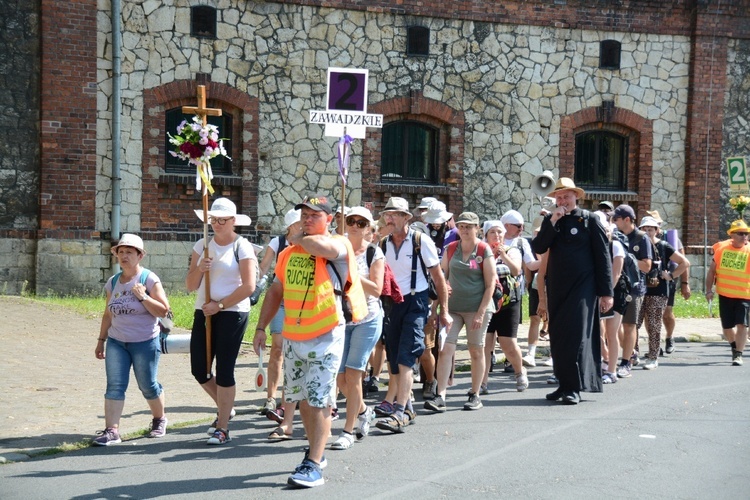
[110,0,122,274]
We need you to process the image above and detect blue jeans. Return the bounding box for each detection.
[104,336,163,401]
[340,311,383,373]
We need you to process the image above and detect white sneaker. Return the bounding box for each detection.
[643,358,658,370]
[522,354,537,367]
[355,407,375,440]
[542,358,553,367]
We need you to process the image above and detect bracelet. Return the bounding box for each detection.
[256,327,266,332]
[98,338,106,342]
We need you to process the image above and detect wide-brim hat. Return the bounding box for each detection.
[645,210,664,226]
[639,216,660,229]
[728,219,750,235]
[194,197,252,226]
[111,233,145,255]
[422,201,453,224]
[418,196,438,210]
[381,197,413,219]
[549,177,585,198]
[347,206,375,223]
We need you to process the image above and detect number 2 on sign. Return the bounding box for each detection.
[334,74,358,111]
[729,158,747,184]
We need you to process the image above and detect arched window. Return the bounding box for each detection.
[575,131,628,191]
[164,107,232,175]
[381,121,438,184]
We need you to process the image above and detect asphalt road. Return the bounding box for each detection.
[1,341,748,499]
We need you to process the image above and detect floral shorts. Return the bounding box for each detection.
[283,326,344,408]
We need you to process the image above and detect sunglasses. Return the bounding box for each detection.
[734,232,749,236]
[508,223,522,229]
[209,217,233,225]
[346,217,369,229]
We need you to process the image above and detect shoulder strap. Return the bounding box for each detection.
[111,271,122,291]
[476,241,489,271]
[366,244,376,268]
[379,235,388,254]
[278,235,287,254]
[445,240,460,265]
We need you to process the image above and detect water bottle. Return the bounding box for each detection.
[250,275,268,305]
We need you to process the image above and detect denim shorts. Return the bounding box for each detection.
[104,336,163,401]
[339,311,382,373]
[269,304,285,334]
[283,327,344,408]
[384,291,429,374]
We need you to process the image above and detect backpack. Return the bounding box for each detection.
[110,268,173,334]
[445,240,518,310]
[611,229,642,297]
[380,231,438,300]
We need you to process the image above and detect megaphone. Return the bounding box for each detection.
[532,170,556,198]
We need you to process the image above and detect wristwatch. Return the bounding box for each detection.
[218,302,225,310]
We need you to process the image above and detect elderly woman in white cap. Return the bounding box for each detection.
[254,209,301,420]
[636,216,689,370]
[93,234,171,445]
[330,206,385,449]
[186,197,257,445]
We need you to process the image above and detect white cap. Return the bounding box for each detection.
[284,208,301,229]
[500,210,524,226]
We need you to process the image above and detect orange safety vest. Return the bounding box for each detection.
[712,240,750,300]
[275,235,368,341]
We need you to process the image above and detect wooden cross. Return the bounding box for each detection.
[182,85,222,126]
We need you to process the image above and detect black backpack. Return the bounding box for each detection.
[611,229,641,296]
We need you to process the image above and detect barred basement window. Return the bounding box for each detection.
[381,121,438,184]
[165,108,232,175]
[600,40,621,70]
[191,6,217,38]
[574,131,628,191]
[407,26,429,57]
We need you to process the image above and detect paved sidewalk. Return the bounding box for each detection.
[0,296,724,462]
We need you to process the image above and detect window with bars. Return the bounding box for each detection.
[574,131,627,191]
[165,108,233,175]
[381,121,438,184]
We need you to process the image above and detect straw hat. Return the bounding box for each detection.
[111,233,145,255]
[381,197,413,219]
[549,177,585,199]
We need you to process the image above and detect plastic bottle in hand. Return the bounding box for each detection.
[249,275,268,305]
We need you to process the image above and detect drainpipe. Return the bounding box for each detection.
[111,0,122,273]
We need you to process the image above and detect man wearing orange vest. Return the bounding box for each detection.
[253,194,367,488]
[706,219,750,366]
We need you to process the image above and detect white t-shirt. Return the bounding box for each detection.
[383,230,440,294]
[193,236,257,312]
[350,245,385,324]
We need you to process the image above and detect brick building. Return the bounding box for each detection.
[1,0,749,294]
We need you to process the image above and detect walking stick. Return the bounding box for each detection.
[202,178,212,379]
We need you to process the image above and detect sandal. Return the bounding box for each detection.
[403,409,416,426]
[266,407,284,424]
[268,426,292,441]
[375,413,408,434]
[330,431,355,450]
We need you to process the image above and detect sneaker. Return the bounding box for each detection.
[503,359,514,373]
[665,337,675,354]
[732,350,744,366]
[303,446,328,469]
[330,431,355,450]
[546,375,558,385]
[288,459,325,488]
[364,377,379,395]
[207,428,230,445]
[515,370,529,392]
[148,417,167,438]
[489,352,496,372]
[374,400,395,417]
[463,392,483,410]
[479,383,489,395]
[630,352,640,367]
[616,361,632,378]
[93,427,121,446]
[542,357,553,367]
[422,379,437,400]
[424,395,447,413]
[331,407,340,421]
[207,408,236,435]
[602,372,618,384]
[522,354,537,367]
[260,397,276,415]
[355,407,375,440]
[643,358,658,370]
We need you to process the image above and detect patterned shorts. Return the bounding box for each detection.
[283,326,344,408]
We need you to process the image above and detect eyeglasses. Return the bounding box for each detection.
[508,223,522,229]
[209,217,233,225]
[346,217,369,229]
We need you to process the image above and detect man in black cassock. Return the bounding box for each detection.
[531,178,613,404]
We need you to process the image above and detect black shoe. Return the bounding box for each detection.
[562,391,580,405]
[545,388,563,401]
[665,338,675,354]
[503,360,514,373]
